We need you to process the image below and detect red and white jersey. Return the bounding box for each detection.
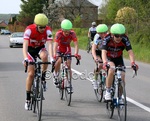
[24,24,53,47]
[54,29,77,53]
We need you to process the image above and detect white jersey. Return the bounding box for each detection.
[93,33,103,50]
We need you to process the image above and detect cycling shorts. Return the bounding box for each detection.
[107,56,125,67]
[96,50,102,59]
[27,45,47,62]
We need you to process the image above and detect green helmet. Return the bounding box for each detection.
[96,24,108,33]
[61,19,72,30]
[110,23,125,34]
[34,13,48,26]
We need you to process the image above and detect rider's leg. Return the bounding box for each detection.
[105,61,115,100]
[39,49,48,91]
[25,65,34,110]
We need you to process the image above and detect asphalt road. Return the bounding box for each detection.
[0,35,150,121]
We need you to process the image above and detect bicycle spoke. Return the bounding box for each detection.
[118,83,127,121]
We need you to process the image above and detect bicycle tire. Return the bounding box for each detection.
[59,78,64,100]
[35,79,43,121]
[87,39,91,53]
[94,73,105,102]
[106,100,114,119]
[64,70,72,106]
[31,82,36,113]
[117,81,127,121]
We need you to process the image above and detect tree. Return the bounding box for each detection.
[17,0,48,26]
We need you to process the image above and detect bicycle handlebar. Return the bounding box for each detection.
[51,54,80,73]
[107,65,137,78]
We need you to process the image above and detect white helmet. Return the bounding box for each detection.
[92,22,96,26]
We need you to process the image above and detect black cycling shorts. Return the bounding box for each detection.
[28,45,45,61]
[107,56,125,67]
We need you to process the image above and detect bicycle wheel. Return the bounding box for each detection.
[87,39,91,53]
[106,100,114,119]
[58,78,64,100]
[64,70,72,106]
[36,79,43,121]
[117,81,127,121]
[94,74,104,102]
[31,82,36,113]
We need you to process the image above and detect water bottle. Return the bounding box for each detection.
[113,98,117,106]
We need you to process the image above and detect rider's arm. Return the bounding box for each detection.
[74,41,79,55]
[23,39,29,60]
[128,49,135,63]
[53,42,58,56]
[102,49,108,63]
[88,28,91,38]
[92,43,97,61]
[47,40,53,59]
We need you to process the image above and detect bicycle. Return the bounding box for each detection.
[25,60,51,121]
[86,38,93,53]
[105,65,137,121]
[93,61,106,102]
[52,54,80,106]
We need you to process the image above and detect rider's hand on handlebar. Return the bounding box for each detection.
[74,54,81,60]
[95,58,99,64]
[103,62,109,71]
[23,58,28,67]
[131,62,139,71]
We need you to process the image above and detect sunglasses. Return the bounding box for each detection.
[63,30,70,33]
[114,34,123,38]
[38,26,46,29]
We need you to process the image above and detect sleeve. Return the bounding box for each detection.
[24,29,31,41]
[101,34,111,50]
[93,34,100,45]
[54,31,61,43]
[46,30,53,41]
[71,31,77,42]
[122,36,132,51]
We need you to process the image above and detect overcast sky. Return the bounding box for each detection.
[0,0,103,14]
[0,0,22,14]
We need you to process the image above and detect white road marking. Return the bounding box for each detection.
[72,68,150,113]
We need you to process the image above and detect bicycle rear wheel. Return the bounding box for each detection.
[36,80,43,121]
[117,82,127,121]
[87,39,91,53]
[106,100,114,119]
[94,73,105,102]
[64,70,72,106]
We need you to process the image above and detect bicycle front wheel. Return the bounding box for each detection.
[64,70,72,106]
[58,78,64,100]
[36,80,43,121]
[117,82,127,121]
[106,100,114,119]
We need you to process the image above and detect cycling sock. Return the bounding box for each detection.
[106,87,111,92]
[26,91,31,101]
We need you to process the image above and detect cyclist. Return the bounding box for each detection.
[91,24,108,89]
[88,22,97,41]
[23,13,53,110]
[101,23,138,101]
[53,19,81,92]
